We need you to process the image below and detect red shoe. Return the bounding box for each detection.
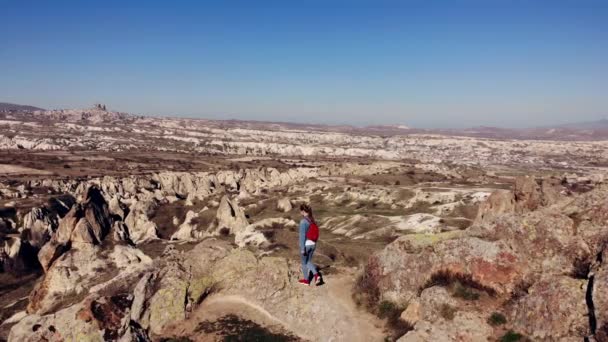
[314,274,323,285]
[298,279,310,285]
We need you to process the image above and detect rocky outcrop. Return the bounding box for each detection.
[475,189,516,223]
[211,196,248,236]
[28,244,152,315]
[21,207,57,249]
[0,237,24,273]
[508,275,589,340]
[148,263,190,335]
[27,187,153,315]
[124,198,159,244]
[476,176,565,223]
[170,210,202,241]
[363,182,608,341]
[37,187,111,272]
[109,196,127,220]
[147,240,230,336]
[375,234,521,305]
[593,247,608,341]
[10,299,109,341]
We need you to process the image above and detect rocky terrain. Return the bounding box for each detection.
[1,104,607,341]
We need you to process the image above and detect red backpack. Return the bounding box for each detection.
[305,217,320,242]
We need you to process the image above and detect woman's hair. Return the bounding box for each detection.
[299,203,313,218]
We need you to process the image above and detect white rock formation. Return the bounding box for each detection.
[171,210,202,241]
[276,197,293,212]
[234,217,297,248]
[211,195,249,235]
[124,199,159,244]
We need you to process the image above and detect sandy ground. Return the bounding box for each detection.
[0,164,52,175]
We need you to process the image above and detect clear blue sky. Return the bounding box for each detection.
[1,1,607,128]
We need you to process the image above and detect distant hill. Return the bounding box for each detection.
[2,101,608,140]
[0,102,44,112]
[557,119,608,130]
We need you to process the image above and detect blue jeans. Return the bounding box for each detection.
[301,245,318,279]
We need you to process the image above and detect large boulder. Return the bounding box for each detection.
[373,233,523,305]
[148,263,190,335]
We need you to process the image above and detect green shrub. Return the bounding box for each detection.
[376,300,412,341]
[500,330,524,342]
[420,270,496,297]
[377,300,400,320]
[386,318,413,341]
[488,312,507,326]
[195,314,298,341]
[353,256,382,310]
[452,282,480,301]
[439,304,456,320]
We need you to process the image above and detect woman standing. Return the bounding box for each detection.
[298,204,322,285]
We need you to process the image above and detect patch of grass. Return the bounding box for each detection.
[160,338,195,342]
[386,318,413,342]
[452,282,480,301]
[376,300,412,341]
[353,255,382,310]
[219,227,231,237]
[439,304,456,320]
[488,312,507,326]
[195,314,298,342]
[420,270,496,298]
[262,230,275,240]
[377,300,401,320]
[499,331,524,342]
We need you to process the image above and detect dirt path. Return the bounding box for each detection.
[323,273,386,341]
[163,272,386,342]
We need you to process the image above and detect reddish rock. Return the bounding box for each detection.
[508,275,589,340]
[375,235,524,305]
